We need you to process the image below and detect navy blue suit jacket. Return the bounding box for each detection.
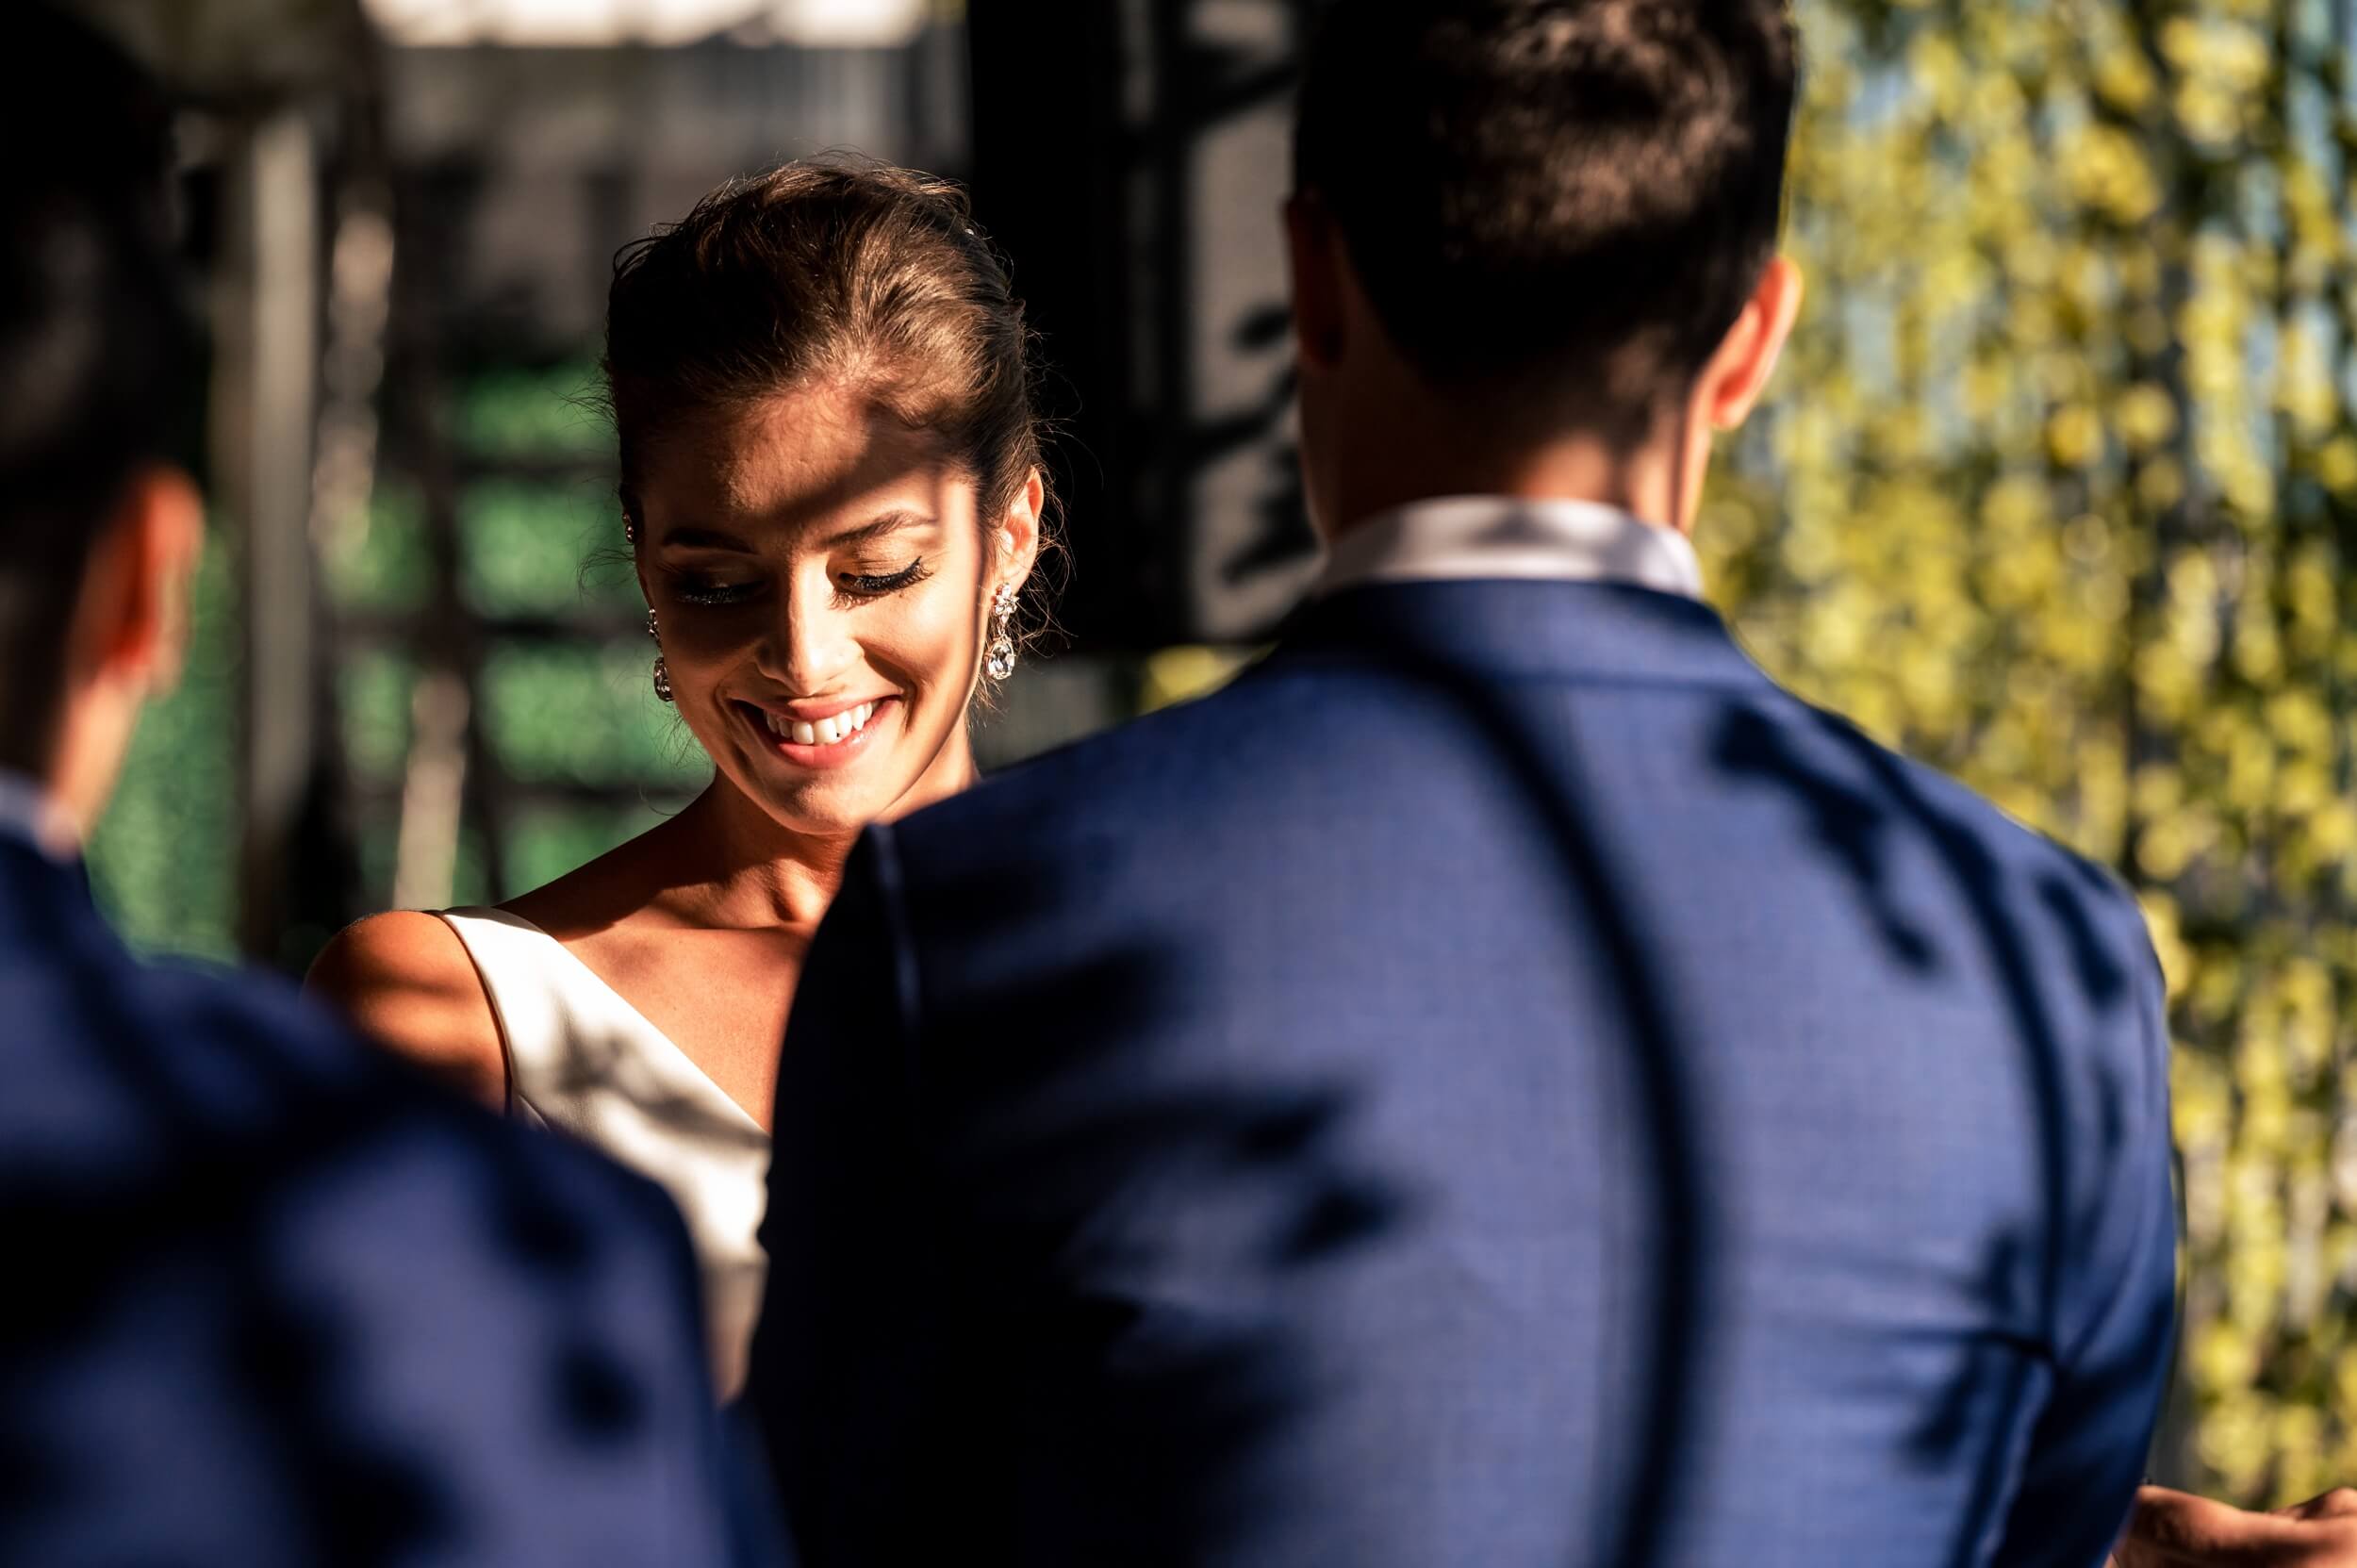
[750,580,2177,1567]
[0,835,765,1566]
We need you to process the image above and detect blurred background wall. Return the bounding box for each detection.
[53,0,2357,1511]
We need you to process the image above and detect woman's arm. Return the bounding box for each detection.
[306,912,509,1110]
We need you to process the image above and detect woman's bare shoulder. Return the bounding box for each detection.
[500,812,693,943]
[306,912,506,1107]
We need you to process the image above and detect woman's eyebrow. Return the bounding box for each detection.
[816,509,936,550]
[658,525,758,553]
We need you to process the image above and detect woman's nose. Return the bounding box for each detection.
[754,572,859,695]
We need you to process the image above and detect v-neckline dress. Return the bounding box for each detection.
[437,907,770,1398]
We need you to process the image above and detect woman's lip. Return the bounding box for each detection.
[741,696,896,770]
[741,694,897,723]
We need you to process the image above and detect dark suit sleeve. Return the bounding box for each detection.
[746,826,976,1566]
[249,1083,765,1567]
[1989,940,2180,1568]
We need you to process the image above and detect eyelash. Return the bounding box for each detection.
[668,557,931,607]
[840,558,932,599]
[672,579,759,607]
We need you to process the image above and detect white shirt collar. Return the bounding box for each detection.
[0,771,78,862]
[1314,495,1704,602]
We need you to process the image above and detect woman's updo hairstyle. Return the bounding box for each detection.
[603,159,1050,598]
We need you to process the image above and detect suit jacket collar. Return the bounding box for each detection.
[0,772,96,960]
[1277,576,1774,693]
[1315,496,1704,602]
[0,830,99,954]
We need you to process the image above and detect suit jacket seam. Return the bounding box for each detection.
[2055,933,2172,1370]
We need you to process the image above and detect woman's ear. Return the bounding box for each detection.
[997,469,1046,586]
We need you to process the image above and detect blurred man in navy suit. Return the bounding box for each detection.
[750,3,2179,1565]
[0,9,762,1563]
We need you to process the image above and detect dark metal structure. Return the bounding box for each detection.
[971,0,1327,651]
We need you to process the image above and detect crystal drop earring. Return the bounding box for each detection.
[985,584,1019,682]
[647,607,673,703]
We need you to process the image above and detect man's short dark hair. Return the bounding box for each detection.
[0,5,196,771]
[1294,0,1798,427]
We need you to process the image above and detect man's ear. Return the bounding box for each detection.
[78,465,205,696]
[1285,192,1347,375]
[1701,256,1805,433]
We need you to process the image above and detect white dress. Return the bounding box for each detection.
[437,908,771,1398]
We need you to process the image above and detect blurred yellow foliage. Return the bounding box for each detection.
[1711,0,2357,1504]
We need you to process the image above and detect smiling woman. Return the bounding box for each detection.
[632,379,1035,835]
[304,160,1051,1397]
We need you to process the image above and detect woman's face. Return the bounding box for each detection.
[634,381,1039,838]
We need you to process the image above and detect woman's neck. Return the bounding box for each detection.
[645,786,854,931]
[656,727,981,932]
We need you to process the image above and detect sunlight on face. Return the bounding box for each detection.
[634,381,1024,836]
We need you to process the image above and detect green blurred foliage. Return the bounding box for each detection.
[505,802,687,893]
[339,649,417,781]
[1703,0,2355,1502]
[480,639,709,791]
[93,358,704,949]
[453,360,609,459]
[351,820,495,914]
[338,367,700,905]
[324,483,431,612]
[461,480,637,616]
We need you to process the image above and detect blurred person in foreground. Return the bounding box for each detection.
[0,8,760,1562]
[748,2,2180,1564]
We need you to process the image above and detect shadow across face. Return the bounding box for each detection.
[635,386,1022,838]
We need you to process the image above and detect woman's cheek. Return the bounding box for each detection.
[874,582,981,698]
[660,604,752,675]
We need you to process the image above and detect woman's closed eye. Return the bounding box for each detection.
[666,556,931,608]
[838,558,931,599]
[670,574,763,607]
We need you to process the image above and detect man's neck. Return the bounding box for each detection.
[0,769,79,861]
[1323,427,1690,548]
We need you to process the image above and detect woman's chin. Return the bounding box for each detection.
[740,764,905,837]
[735,751,923,839]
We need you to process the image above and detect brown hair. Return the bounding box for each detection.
[1295,0,1798,430]
[603,158,1051,616]
[0,5,194,772]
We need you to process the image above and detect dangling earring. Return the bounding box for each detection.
[985,584,1019,682]
[647,607,673,702]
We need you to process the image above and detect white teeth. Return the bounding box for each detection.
[763,701,882,749]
